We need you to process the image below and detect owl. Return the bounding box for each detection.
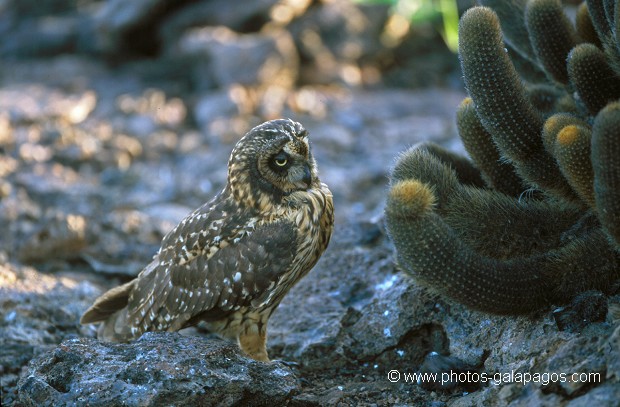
[81,119,334,362]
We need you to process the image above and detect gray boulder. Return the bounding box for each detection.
[168,26,298,91]
[18,333,299,406]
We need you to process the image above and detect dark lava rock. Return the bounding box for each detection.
[0,262,100,405]
[286,0,388,86]
[268,220,447,372]
[17,210,88,263]
[417,352,483,392]
[159,0,279,49]
[17,333,299,407]
[168,26,298,91]
[553,290,608,333]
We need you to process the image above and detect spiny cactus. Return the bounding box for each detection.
[592,102,620,244]
[385,0,620,314]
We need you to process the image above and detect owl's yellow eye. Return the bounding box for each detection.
[272,152,289,168]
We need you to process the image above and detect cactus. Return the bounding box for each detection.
[385,0,620,314]
[568,43,620,115]
[525,0,578,85]
[456,98,526,197]
[592,102,620,246]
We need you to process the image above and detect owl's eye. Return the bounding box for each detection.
[271,152,290,169]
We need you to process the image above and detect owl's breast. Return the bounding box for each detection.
[259,183,334,308]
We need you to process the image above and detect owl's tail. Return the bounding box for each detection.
[80,279,137,342]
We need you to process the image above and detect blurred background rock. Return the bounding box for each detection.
[0,0,474,268]
[0,0,471,87]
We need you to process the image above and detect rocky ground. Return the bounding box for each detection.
[1,0,619,406]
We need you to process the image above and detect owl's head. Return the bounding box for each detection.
[227,119,319,209]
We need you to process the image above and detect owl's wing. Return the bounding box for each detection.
[124,217,298,333]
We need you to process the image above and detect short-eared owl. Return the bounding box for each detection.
[81,119,334,362]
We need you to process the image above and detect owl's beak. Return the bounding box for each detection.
[293,164,313,189]
[301,164,312,188]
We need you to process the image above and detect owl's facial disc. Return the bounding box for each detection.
[264,142,313,192]
[228,119,318,206]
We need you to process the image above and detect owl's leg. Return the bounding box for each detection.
[238,323,269,362]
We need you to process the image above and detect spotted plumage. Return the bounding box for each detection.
[81,119,334,362]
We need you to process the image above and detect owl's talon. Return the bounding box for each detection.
[239,329,270,362]
[248,353,270,363]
